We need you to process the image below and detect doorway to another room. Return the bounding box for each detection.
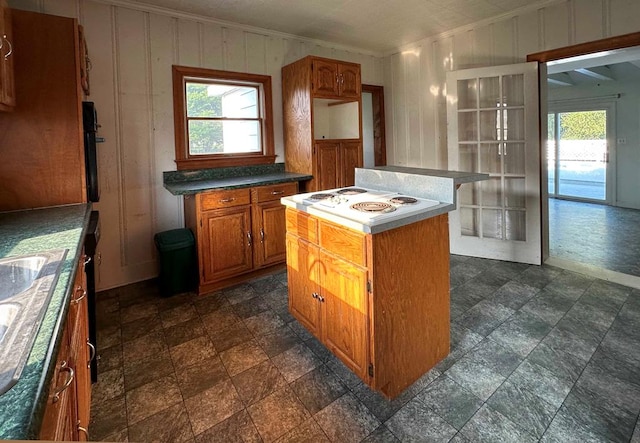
[529,36,640,284]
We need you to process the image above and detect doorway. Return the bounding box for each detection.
[528,33,640,285]
[547,104,614,204]
[362,84,386,167]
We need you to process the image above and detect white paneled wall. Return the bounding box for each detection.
[383,0,640,172]
[9,0,383,290]
[10,0,640,289]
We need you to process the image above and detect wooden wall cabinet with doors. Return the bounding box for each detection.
[185,182,298,294]
[0,10,87,210]
[283,56,363,192]
[0,0,15,111]
[285,207,451,399]
[40,255,93,441]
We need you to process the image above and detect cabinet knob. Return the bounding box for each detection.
[318,295,325,302]
[312,292,318,299]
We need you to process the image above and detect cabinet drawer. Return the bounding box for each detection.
[286,208,318,243]
[318,220,366,266]
[254,182,298,203]
[200,189,251,210]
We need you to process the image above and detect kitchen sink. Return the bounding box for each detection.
[0,249,68,396]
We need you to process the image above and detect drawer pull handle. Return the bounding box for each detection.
[77,422,89,439]
[260,228,265,243]
[270,190,284,195]
[318,295,325,302]
[247,231,252,246]
[72,286,86,304]
[312,292,319,299]
[87,340,96,366]
[83,255,92,266]
[52,361,74,403]
[219,197,236,203]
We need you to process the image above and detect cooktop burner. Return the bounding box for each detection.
[350,202,397,213]
[308,193,335,200]
[336,188,368,195]
[389,196,418,205]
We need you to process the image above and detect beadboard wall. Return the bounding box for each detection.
[382,0,640,210]
[8,0,384,290]
[8,0,640,289]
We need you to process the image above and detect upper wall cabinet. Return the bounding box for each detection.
[0,0,15,111]
[312,58,361,99]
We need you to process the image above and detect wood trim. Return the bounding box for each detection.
[172,65,275,170]
[362,84,386,166]
[527,32,640,63]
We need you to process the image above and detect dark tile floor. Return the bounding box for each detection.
[90,256,640,442]
[549,198,640,277]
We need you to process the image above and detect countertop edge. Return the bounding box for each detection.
[164,173,313,195]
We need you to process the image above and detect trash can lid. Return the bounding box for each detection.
[154,228,195,250]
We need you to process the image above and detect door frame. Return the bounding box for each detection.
[527,31,640,263]
[362,84,387,166]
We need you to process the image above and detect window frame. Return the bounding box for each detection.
[172,65,276,170]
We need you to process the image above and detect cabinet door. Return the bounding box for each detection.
[340,142,362,188]
[312,59,339,98]
[319,250,368,379]
[316,142,340,190]
[253,201,287,268]
[286,234,321,336]
[0,0,15,109]
[338,63,360,99]
[201,206,253,283]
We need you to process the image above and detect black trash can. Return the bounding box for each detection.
[154,228,197,296]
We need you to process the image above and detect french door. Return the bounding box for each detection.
[446,62,541,265]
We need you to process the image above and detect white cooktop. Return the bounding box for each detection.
[289,186,441,226]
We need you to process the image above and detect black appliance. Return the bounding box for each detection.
[84,210,100,383]
[82,101,100,202]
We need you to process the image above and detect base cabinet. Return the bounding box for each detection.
[315,140,362,190]
[185,182,298,294]
[285,207,451,398]
[40,256,92,441]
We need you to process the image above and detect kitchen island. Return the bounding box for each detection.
[281,167,487,398]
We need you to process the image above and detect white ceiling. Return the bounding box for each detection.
[123,0,542,53]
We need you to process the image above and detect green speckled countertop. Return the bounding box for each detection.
[163,163,312,195]
[0,204,92,440]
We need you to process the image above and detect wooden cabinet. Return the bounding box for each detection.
[0,10,86,210]
[311,58,361,99]
[185,182,298,294]
[40,256,92,441]
[0,0,15,111]
[315,140,362,189]
[283,56,362,192]
[285,207,451,398]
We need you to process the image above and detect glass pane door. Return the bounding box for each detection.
[447,62,541,265]
[549,110,607,201]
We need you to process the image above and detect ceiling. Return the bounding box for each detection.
[124,0,542,53]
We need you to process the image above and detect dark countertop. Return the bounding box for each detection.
[0,204,92,439]
[163,163,312,195]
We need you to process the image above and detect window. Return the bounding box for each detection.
[172,65,275,170]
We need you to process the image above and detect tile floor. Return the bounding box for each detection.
[90,256,640,442]
[549,198,640,277]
